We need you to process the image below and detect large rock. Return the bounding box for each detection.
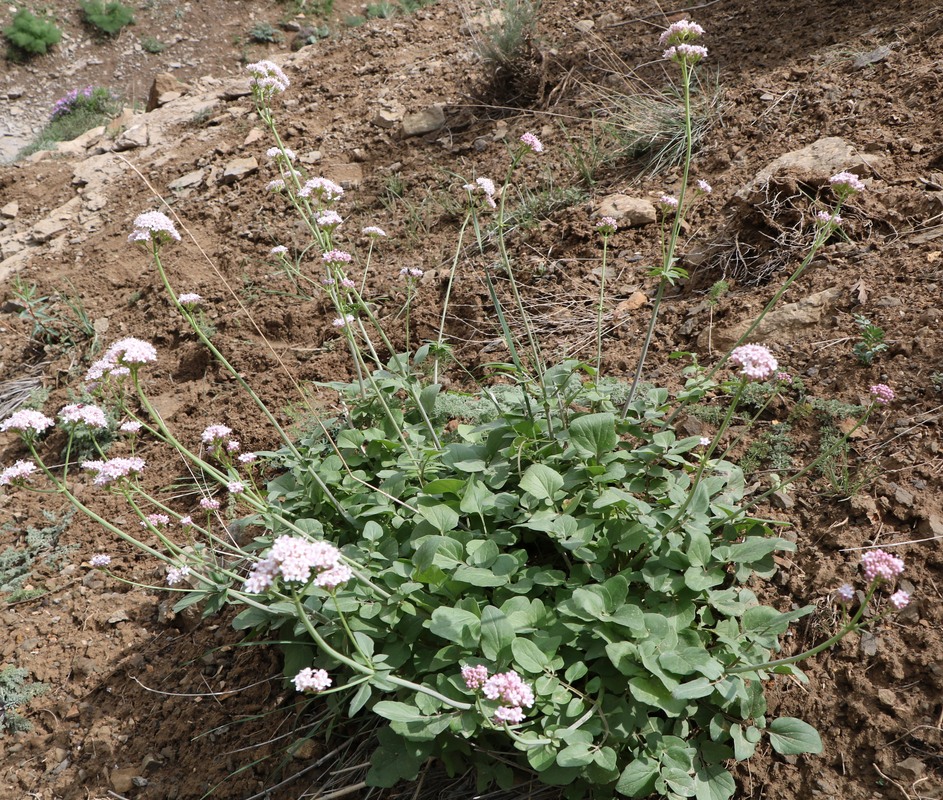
[595,194,656,227]
[114,122,149,151]
[221,156,258,184]
[146,72,185,112]
[703,286,842,351]
[402,105,446,137]
[737,137,887,203]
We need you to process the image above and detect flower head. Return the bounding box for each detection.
[120,420,142,434]
[90,554,111,568]
[462,664,489,690]
[596,216,618,235]
[729,344,778,381]
[238,452,258,464]
[696,179,713,194]
[869,384,895,405]
[82,456,145,486]
[362,225,387,237]
[835,584,855,604]
[244,535,348,592]
[829,171,865,196]
[86,339,157,382]
[815,210,843,228]
[482,670,534,708]
[659,194,679,210]
[246,60,290,97]
[177,293,203,307]
[494,705,525,725]
[166,565,191,586]
[293,667,332,693]
[463,176,497,208]
[0,460,37,486]
[663,43,709,63]
[298,177,344,202]
[59,403,108,429]
[270,245,288,256]
[1,409,55,437]
[322,249,352,264]
[316,210,343,228]
[698,436,711,447]
[889,590,910,610]
[129,211,180,246]
[180,516,193,528]
[140,513,170,528]
[228,481,245,495]
[332,314,355,328]
[266,146,295,162]
[861,549,904,583]
[199,497,221,511]
[659,19,705,46]
[266,179,286,193]
[201,424,233,445]
[519,132,544,153]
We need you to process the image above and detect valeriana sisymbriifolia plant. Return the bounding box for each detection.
[0,32,915,800]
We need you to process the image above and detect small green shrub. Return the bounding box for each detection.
[140,35,165,53]
[80,0,135,36]
[850,313,887,366]
[248,22,283,44]
[0,667,48,734]
[3,8,61,57]
[18,87,120,159]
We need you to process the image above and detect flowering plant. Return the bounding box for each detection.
[0,18,909,800]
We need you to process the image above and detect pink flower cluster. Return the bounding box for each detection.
[0,460,37,486]
[82,456,146,486]
[243,535,352,594]
[835,584,855,604]
[166,565,190,586]
[333,314,355,328]
[86,338,157,382]
[299,177,344,202]
[316,210,343,228]
[246,60,290,96]
[463,176,497,208]
[90,554,111,567]
[293,667,332,693]
[829,171,865,195]
[729,344,778,381]
[399,267,424,279]
[596,216,618,234]
[658,19,705,46]
[59,403,108,429]
[520,133,543,153]
[323,249,353,264]
[869,384,895,405]
[202,424,233,445]
[140,513,170,528]
[177,293,203,307]
[1,409,54,436]
[659,195,679,210]
[860,549,904,583]
[362,225,387,237]
[463,666,534,726]
[889,590,910,610]
[128,211,181,245]
[266,146,295,162]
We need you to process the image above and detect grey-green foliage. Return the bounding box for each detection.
[0,510,76,601]
[0,667,48,733]
[3,9,61,57]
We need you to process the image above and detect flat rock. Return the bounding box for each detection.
[704,286,842,351]
[595,194,656,227]
[168,169,205,191]
[30,217,70,244]
[110,767,140,793]
[325,163,363,190]
[402,105,445,137]
[221,156,258,184]
[0,201,17,219]
[114,122,149,151]
[372,104,405,129]
[737,137,887,203]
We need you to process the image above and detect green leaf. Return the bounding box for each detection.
[428,607,480,648]
[557,743,595,768]
[519,464,564,501]
[453,566,509,587]
[693,760,736,800]
[714,536,794,564]
[671,677,714,699]
[415,499,460,533]
[421,478,466,496]
[349,682,372,716]
[767,717,823,755]
[616,756,659,797]
[730,724,756,761]
[570,412,618,460]
[373,701,425,722]
[512,637,551,674]
[419,383,440,418]
[480,605,515,660]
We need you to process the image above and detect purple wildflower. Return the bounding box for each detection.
[201,424,233,445]
[658,19,705,46]
[238,452,258,464]
[246,60,290,96]
[659,194,679,209]
[82,456,146,486]
[316,210,343,228]
[322,249,353,264]
[140,513,170,528]
[889,590,910,610]
[199,497,221,511]
[266,179,286,192]
[596,216,618,235]
[177,293,203,306]
[90,554,111,568]
[298,177,344,202]
[228,481,245,494]
[59,403,108,429]
[119,420,142,434]
[519,132,544,153]
[332,315,355,328]
[696,179,713,194]
[166,565,191,586]
[362,225,387,237]
[829,171,865,195]
[462,665,489,690]
[482,671,534,709]
[663,43,709,63]
[494,705,525,725]
[266,146,295,161]
[835,584,855,604]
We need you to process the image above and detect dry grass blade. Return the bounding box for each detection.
[0,371,44,421]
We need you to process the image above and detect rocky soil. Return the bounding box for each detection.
[1,1,943,799]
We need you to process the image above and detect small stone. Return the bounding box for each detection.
[917,513,943,537]
[859,630,878,657]
[114,122,149,151]
[221,157,259,184]
[876,688,897,711]
[770,491,794,510]
[168,170,205,191]
[146,72,184,112]
[402,105,446,137]
[291,739,317,760]
[325,163,362,190]
[243,127,265,146]
[574,19,594,32]
[110,767,140,793]
[893,486,915,507]
[300,150,322,164]
[107,609,130,624]
[613,292,649,318]
[372,106,404,129]
[30,217,70,244]
[0,201,18,219]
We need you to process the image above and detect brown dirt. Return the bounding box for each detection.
[1,1,942,799]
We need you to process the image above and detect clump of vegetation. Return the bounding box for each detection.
[0,667,48,734]
[140,35,165,53]
[3,8,61,58]
[248,22,283,44]
[851,313,887,365]
[80,0,135,36]
[7,277,98,347]
[473,0,543,105]
[0,510,77,603]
